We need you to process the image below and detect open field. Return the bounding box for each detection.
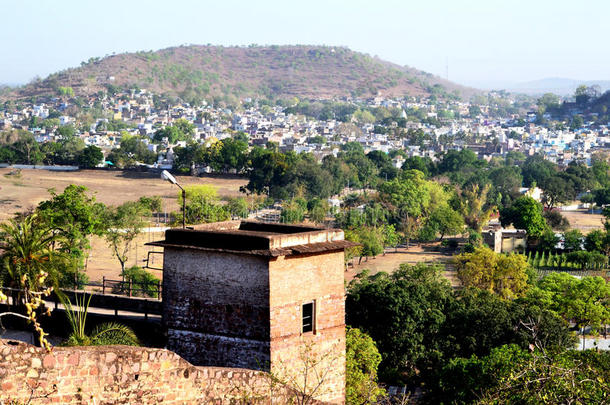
[0,168,246,283]
[85,228,166,284]
[345,243,460,287]
[0,168,247,222]
[562,209,604,233]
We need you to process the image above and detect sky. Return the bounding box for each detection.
[2,0,609,89]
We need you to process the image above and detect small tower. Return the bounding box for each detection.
[150,221,354,403]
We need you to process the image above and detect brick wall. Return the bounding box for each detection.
[0,339,326,404]
[269,251,346,404]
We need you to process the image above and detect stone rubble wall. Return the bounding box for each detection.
[0,339,326,404]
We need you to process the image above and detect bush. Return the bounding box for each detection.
[121,266,160,298]
[441,239,459,249]
[543,210,570,231]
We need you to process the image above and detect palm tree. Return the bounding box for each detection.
[61,293,139,346]
[0,214,67,298]
[0,214,64,350]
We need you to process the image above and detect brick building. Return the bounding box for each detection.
[149,221,355,404]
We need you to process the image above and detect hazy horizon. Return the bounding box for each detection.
[2,0,609,90]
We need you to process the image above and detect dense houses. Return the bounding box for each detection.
[1,87,609,168]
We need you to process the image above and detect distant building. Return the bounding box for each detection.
[483,228,527,253]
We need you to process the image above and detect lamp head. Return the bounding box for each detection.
[161,170,178,185]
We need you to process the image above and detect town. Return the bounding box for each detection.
[2,1,610,402]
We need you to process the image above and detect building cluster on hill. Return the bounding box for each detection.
[1,86,609,170]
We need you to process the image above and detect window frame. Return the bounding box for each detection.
[301,300,316,334]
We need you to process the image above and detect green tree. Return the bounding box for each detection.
[455,184,495,233]
[584,229,609,253]
[308,199,329,224]
[0,214,71,293]
[281,200,306,224]
[37,185,106,278]
[153,119,194,144]
[436,345,609,405]
[500,196,546,239]
[179,185,230,225]
[346,263,452,381]
[357,227,384,263]
[422,205,464,241]
[563,229,584,252]
[378,170,431,246]
[454,247,530,299]
[104,201,150,278]
[345,327,386,405]
[537,273,610,347]
[76,145,104,168]
[382,224,401,252]
[137,195,162,213]
[227,197,249,219]
[541,175,573,209]
[123,266,160,298]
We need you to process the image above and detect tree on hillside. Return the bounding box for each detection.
[153,118,194,144]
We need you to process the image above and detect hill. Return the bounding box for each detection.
[10,45,476,101]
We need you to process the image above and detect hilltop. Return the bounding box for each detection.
[9,45,476,101]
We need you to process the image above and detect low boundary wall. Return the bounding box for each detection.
[0,339,324,404]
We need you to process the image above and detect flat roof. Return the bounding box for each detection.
[146,220,357,257]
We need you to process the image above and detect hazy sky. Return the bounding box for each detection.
[2,0,609,88]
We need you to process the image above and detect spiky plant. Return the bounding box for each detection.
[61,293,139,346]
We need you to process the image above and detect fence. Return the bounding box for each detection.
[1,286,163,319]
[100,276,162,299]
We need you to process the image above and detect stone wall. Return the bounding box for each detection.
[163,248,271,368]
[0,340,321,405]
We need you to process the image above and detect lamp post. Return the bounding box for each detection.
[161,170,186,228]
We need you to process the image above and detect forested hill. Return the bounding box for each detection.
[10,45,476,102]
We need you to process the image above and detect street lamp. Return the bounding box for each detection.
[161,170,186,228]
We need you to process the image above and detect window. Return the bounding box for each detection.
[302,301,315,333]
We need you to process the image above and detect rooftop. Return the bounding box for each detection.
[147,221,357,257]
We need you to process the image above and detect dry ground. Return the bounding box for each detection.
[561,209,605,233]
[0,168,247,222]
[345,243,460,287]
[85,228,166,284]
[0,168,246,283]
